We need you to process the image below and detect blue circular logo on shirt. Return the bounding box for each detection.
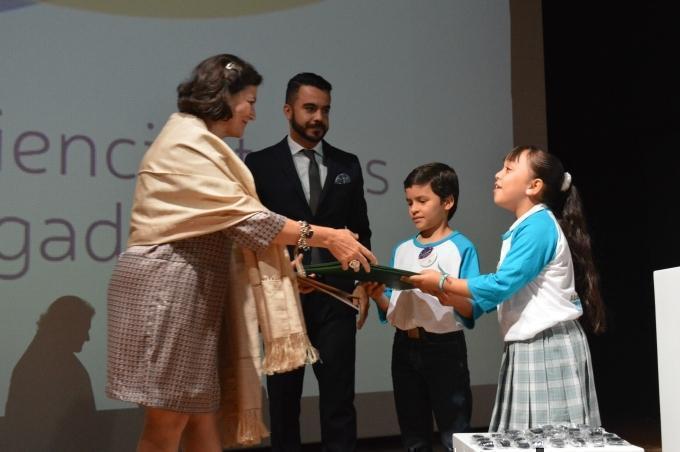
[418,247,433,259]
[418,246,437,267]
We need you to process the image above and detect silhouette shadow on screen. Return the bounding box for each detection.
[2,295,102,451]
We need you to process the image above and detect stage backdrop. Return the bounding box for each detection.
[0,0,519,446]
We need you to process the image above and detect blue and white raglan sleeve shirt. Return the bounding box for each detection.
[377,231,480,334]
[466,204,582,341]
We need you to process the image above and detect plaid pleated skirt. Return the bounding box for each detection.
[106,232,232,413]
[489,320,601,432]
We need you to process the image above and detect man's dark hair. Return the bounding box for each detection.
[403,162,460,220]
[177,53,262,121]
[285,72,332,104]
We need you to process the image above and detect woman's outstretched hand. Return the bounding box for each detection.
[327,228,377,272]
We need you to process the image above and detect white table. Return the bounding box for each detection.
[654,266,680,451]
[452,432,644,452]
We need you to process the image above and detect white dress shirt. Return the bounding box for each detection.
[287,135,327,203]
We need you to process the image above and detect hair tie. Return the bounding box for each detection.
[560,171,572,192]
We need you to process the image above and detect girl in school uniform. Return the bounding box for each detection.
[406,145,606,432]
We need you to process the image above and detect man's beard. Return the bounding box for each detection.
[290,112,328,144]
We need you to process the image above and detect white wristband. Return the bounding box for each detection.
[438,273,449,292]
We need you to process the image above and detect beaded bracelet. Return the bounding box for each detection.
[438,273,449,292]
[296,220,313,252]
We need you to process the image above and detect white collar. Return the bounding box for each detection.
[507,203,547,233]
[287,135,323,157]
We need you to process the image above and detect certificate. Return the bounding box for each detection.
[303,262,417,290]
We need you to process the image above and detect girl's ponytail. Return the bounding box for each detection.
[559,184,606,334]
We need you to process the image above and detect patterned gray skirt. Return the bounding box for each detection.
[489,320,601,431]
[106,232,232,413]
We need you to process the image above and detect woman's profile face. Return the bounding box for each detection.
[221,85,258,138]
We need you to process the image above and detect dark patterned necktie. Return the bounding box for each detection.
[302,149,321,214]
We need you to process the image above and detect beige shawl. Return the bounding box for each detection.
[128,113,318,447]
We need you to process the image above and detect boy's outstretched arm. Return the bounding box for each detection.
[353,283,370,330]
[365,282,389,313]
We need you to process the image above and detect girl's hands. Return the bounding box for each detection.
[403,269,441,294]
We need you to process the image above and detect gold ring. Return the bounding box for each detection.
[349,259,361,271]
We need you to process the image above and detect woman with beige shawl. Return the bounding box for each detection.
[106,54,376,452]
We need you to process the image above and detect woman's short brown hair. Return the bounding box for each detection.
[177,53,262,121]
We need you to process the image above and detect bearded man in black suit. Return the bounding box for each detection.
[245,72,371,452]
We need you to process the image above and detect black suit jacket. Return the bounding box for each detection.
[245,138,371,296]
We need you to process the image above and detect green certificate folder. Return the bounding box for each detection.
[303,262,416,290]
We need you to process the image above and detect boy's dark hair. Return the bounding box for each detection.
[403,162,459,220]
[285,72,332,104]
[177,53,262,121]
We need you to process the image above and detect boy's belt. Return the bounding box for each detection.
[397,327,463,341]
[407,327,422,339]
